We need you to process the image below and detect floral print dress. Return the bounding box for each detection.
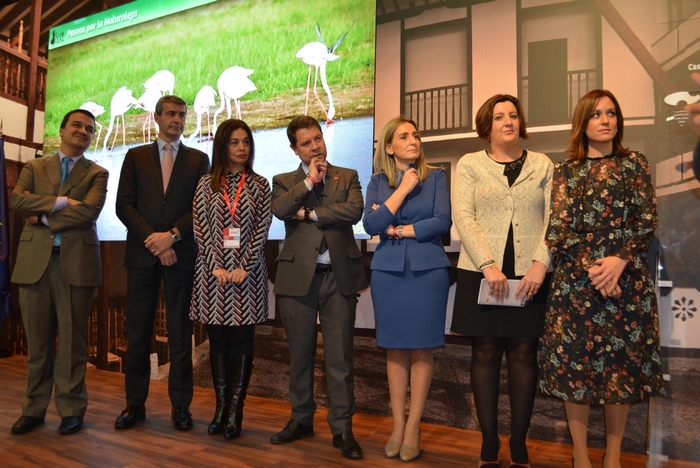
[538,152,665,404]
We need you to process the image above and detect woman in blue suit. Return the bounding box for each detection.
[364,116,452,462]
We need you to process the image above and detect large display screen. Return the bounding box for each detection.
[45,0,375,240]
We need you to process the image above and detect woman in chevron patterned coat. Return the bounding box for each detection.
[190,119,272,440]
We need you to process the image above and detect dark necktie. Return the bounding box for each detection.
[313,180,324,204]
[314,179,328,254]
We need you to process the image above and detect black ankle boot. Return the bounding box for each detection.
[223,355,253,440]
[208,353,229,435]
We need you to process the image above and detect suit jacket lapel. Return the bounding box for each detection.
[59,156,90,196]
[148,141,165,195]
[323,164,340,202]
[43,154,62,195]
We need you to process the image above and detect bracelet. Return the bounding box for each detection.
[479,260,496,270]
[306,175,321,186]
[397,225,404,239]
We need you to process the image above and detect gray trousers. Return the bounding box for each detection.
[277,270,358,436]
[19,253,95,418]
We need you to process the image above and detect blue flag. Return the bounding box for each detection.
[0,135,11,325]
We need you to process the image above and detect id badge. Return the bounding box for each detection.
[223,227,241,249]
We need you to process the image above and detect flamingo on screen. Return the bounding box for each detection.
[296,23,353,124]
[212,66,257,133]
[79,101,105,157]
[135,87,162,142]
[102,86,138,155]
[144,70,175,96]
[189,85,218,144]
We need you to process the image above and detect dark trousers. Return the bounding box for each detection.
[277,270,358,436]
[19,254,95,418]
[124,264,194,407]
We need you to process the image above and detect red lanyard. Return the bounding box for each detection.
[221,171,246,223]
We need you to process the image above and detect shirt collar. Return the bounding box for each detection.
[57,150,83,164]
[156,138,180,155]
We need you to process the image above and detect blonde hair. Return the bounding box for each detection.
[373,116,430,187]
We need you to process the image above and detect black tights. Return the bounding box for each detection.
[206,324,256,355]
[471,336,538,464]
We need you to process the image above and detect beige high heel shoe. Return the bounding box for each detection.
[385,439,401,458]
[399,429,421,462]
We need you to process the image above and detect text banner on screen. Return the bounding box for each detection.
[48,0,216,50]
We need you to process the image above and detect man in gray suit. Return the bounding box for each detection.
[270,116,368,459]
[11,109,108,435]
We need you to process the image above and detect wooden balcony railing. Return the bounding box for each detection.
[521,68,598,126]
[403,83,471,135]
[0,42,46,110]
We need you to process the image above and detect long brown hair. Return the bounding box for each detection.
[373,116,430,188]
[210,119,255,192]
[567,89,630,161]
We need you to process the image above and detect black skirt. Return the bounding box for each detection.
[450,226,550,338]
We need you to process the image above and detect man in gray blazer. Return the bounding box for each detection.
[270,116,368,459]
[115,95,210,431]
[11,109,108,435]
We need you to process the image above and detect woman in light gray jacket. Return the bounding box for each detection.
[451,95,553,467]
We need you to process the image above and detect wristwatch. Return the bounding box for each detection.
[169,229,182,242]
[304,207,313,221]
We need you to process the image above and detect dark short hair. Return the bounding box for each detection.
[60,109,95,129]
[286,115,322,147]
[155,95,187,115]
[474,94,529,142]
[209,119,255,192]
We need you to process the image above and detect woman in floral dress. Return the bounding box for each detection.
[539,89,664,468]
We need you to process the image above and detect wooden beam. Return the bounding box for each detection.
[0,0,29,33]
[23,0,40,143]
[0,133,42,150]
[594,0,677,95]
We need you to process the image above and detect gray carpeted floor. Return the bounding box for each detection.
[191,327,698,462]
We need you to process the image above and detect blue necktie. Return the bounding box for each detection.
[54,158,71,246]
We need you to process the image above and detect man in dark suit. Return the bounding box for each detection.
[270,116,368,459]
[11,109,108,435]
[115,95,210,430]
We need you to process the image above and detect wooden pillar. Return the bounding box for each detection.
[594,0,677,95]
[25,0,42,143]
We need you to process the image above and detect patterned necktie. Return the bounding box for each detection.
[162,143,174,192]
[55,157,71,246]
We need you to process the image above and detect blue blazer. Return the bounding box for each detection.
[363,169,452,272]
